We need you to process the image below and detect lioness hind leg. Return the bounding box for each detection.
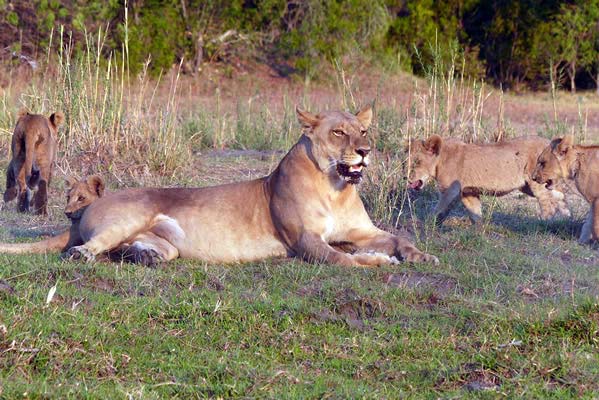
[121,233,179,267]
[461,195,482,225]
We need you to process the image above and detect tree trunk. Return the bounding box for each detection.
[570,60,576,93]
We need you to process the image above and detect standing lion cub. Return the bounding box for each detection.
[407,135,570,225]
[532,135,599,244]
[3,109,64,215]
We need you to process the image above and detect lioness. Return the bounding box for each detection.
[62,106,438,267]
[0,175,104,254]
[532,135,599,244]
[407,135,570,225]
[4,109,64,215]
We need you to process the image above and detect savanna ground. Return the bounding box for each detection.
[1,53,599,398]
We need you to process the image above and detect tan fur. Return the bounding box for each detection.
[532,135,599,244]
[407,135,570,225]
[0,175,104,254]
[62,106,438,267]
[3,110,64,215]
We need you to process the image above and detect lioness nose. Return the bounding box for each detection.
[356,147,370,157]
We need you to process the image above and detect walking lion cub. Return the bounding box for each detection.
[3,109,64,215]
[407,135,570,225]
[532,135,599,244]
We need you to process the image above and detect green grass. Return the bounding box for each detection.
[1,160,599,398]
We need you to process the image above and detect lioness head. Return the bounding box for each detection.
[532,136,575,190]
[64,175,105,220]
[406,135,443,190]
[296,105,373,184]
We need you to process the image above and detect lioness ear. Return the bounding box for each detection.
[423,135,442,155]
[87,175,105,197]
[296,107,319,131]
[49,111,65,128]
[355,105,373,130]
[65,176,78,189]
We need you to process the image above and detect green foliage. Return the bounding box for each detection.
[11,0,599,88]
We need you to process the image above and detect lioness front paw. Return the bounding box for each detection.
[65,245,96,263]
[353,251,393,267]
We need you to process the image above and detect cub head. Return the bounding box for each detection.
[64,175,105,220]
[532,136,574,190]
[296,105,373,184]
[406,135,443,190]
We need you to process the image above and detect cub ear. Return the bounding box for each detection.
[355,105,373,130]
[87,175,105,197]
[423,135,443,155]
[49,111,65,128]
[296,106,319,132]
[550,135,573,157]
[65,176,78,189]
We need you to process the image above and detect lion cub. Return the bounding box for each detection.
[532,135,599,244]
[3,109,64,215]
[0,175,104,254]
[407,135,570,225]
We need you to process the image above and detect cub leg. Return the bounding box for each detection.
[32,168,51,215]
[528,180,569,219]
[434,181,461,225]
[461,195,482,225]
[3,161,17,203]
[580,211,593,244]
[592,199,599,242]
[346,227,439,265]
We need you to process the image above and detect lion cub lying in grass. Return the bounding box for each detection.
[407,135,570,225]
[533,135,599,244]
[3,109,64,215]
[0,175,104,254]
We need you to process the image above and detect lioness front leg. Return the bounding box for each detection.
[295,232,392,267]
[66,219,153,263]
[346,227,439,265]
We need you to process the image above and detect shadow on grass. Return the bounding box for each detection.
[490,211,582,241]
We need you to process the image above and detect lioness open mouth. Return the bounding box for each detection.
[336,163,365,184]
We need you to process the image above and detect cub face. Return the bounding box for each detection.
[296,106,373,184]
[407,135,443,190]
[64,175,105,220]
[532,136,574,190]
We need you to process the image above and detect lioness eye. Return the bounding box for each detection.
[332,130,344,137]
[361,129,367,137]
[77,196,85,202]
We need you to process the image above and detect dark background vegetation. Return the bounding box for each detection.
[2,0,599,91]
